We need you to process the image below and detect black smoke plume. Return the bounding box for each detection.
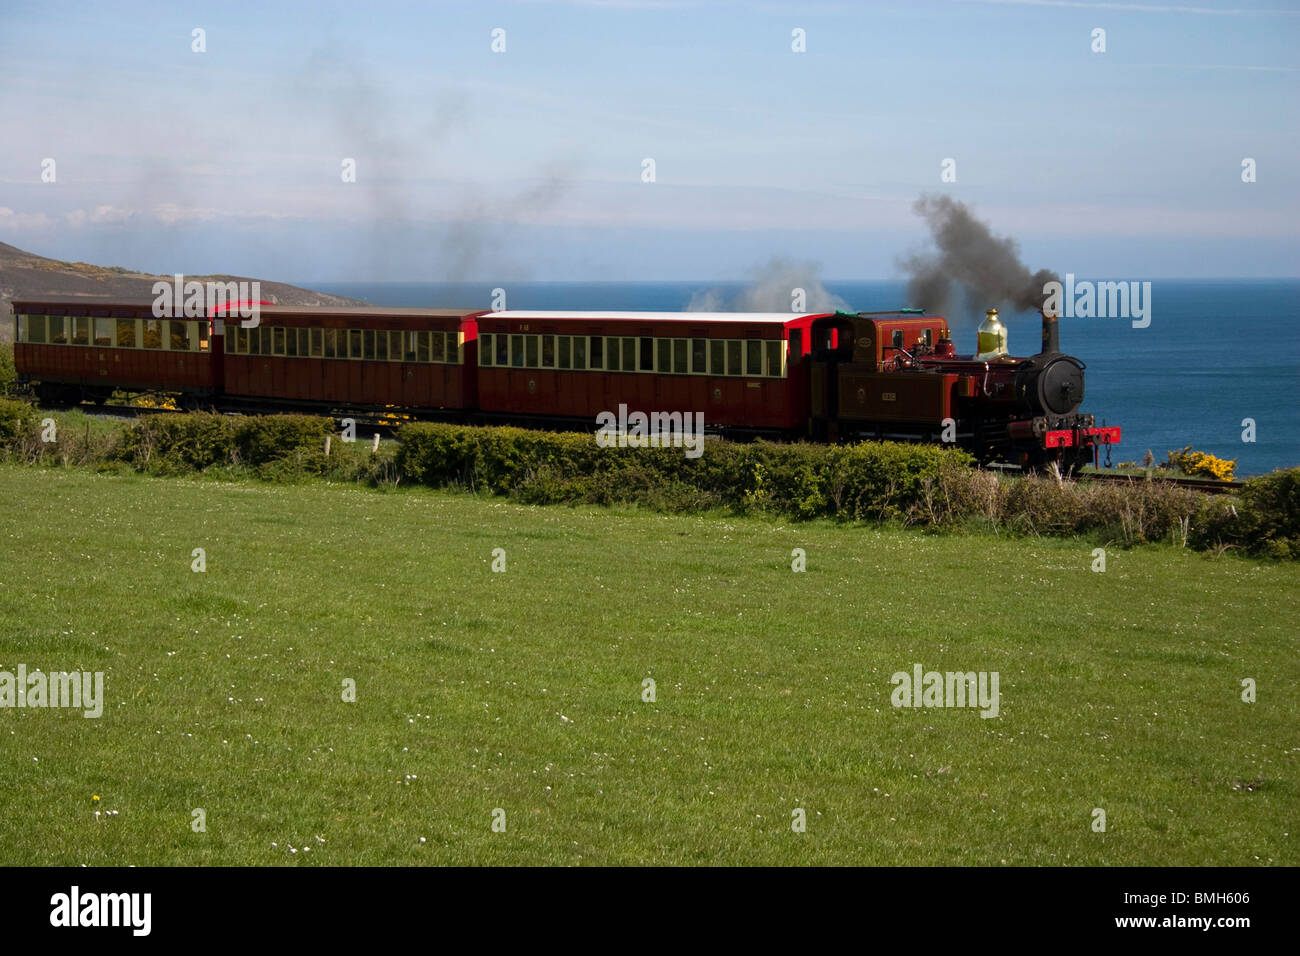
[900,195,1057,319]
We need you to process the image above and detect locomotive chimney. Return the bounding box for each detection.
[1040,309,1060,355]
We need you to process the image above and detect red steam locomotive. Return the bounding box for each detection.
[10,298,1119,470]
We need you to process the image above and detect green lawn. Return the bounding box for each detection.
[0,464,1296,865]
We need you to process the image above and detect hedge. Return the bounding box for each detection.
[118,412,333,473]
[395,422,975,521]
[2,407,1296,557]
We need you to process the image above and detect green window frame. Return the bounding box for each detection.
[691,338,707,374]
[709,339,724,375]
[765,340,783,377]
[94,318,113,347]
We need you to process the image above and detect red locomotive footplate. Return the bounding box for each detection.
[1044,426,1122,449]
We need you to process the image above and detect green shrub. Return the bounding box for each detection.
[119,413,333,473]
[0,397,39,453]
[1191,467,1300,557]
[236,415,333,466]
[0,342,16,397]
[395,422,975,521]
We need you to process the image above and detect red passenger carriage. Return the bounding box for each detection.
[475,311,827,433]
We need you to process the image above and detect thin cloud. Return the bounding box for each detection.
[963,0,1300,15]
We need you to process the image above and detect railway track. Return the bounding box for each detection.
[1081,471,1244,495]
[69,400,410,437]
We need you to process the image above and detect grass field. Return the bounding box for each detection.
[0,464,1296,866]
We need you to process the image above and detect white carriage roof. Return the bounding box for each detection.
[484,311,828,324]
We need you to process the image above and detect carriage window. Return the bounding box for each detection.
[26,314,47,343]
[558,335,571,369]
[523,335,537,368]
[116,319,137,349]
[494,334,507,366]
[691,338,707,374]
[480,333,493,366]
[49,316,68,344]
[892,329,903,349]
[235,326,249,353]
[348,329,362,358]
[323,329,337,358]
[270,326,284,356]
[542,334,555,368]
[623,338,637,372]
[727,340,742,376]
[508,334,523,367]
[141,319,162,348]
[604,337,619,371]
[94,318,114,347]
[411,331,425,362]
[640,337,654,372]
[575,335,588,370]
[657,338,671,373]
[765,340,783,377]
[745,340,762,376]
[374,330,388,361]
[709,340,724,375]
[358,330,373,360]
[311,329,323,357]
[428,331,443,363]
[286,327,300,357]
[445,333,458,363]
[73,317,90,346]
[392,331,404,360]
[673,339,687,374]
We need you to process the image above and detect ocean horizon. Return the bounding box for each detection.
[309,278,1300,477]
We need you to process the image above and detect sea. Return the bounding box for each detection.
[309,279,1300,477]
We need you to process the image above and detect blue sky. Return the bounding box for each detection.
[1,0,1296,281]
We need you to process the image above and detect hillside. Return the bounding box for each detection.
[0,241,368,342]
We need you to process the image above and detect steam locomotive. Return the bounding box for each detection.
[10,298,1119,471]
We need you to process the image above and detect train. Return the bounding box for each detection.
[9,298,1120,471]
